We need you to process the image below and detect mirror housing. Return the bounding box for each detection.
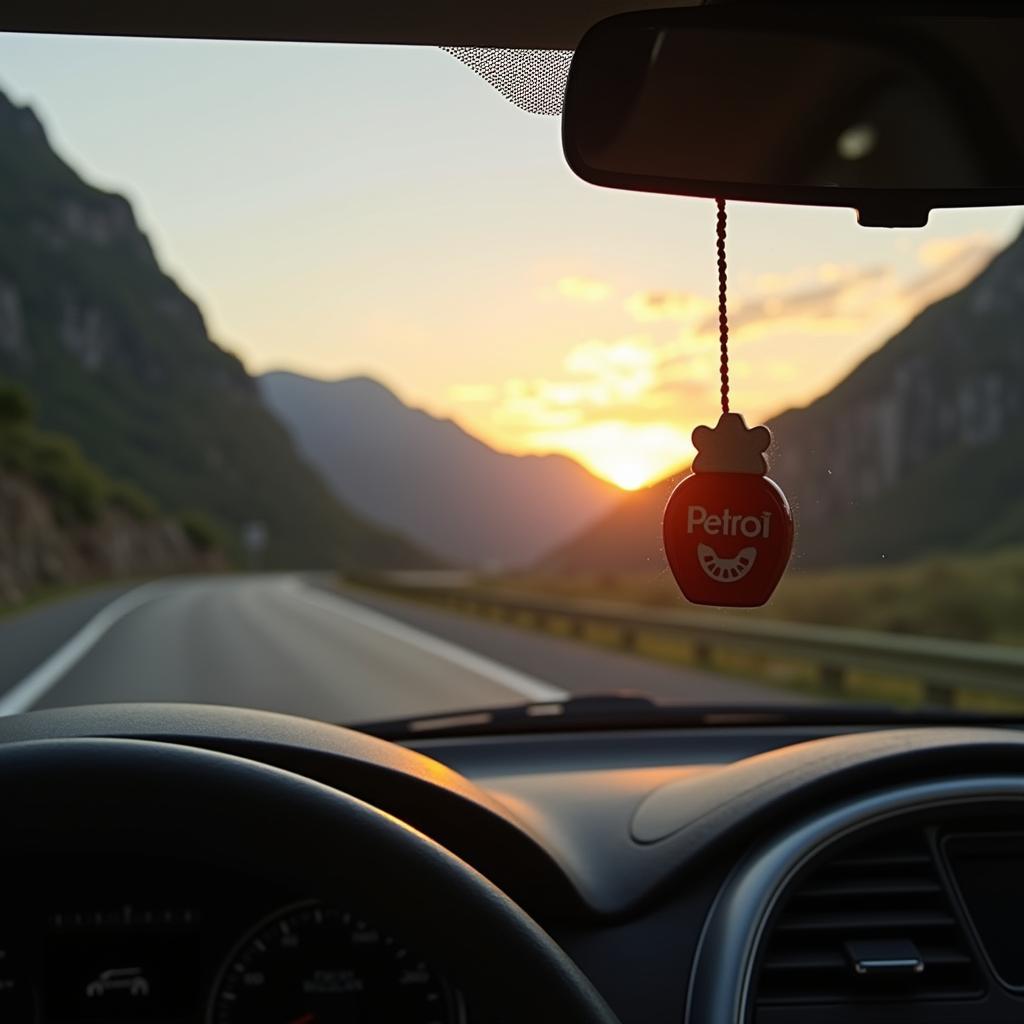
[562,6,1024,226]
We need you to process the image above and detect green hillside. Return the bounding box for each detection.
[0,378,161,529]
[0,91,425,569]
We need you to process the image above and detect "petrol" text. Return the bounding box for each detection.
[686,505,771,538]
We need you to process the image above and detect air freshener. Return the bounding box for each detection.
[662,200,793,607]
[663,412,792,606]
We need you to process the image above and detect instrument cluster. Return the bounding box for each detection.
[1,858,462,1023]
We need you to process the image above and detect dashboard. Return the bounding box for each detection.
[2,705,1024,1023]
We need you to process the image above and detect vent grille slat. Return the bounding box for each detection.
[830,853,932,869]
[776,908,956,931]
[755,829,983,1007]
[763,947,973,972]
[799,877,941,898]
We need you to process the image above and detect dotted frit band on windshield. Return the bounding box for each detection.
[716,197,730,415]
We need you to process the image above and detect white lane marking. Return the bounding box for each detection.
[281,579,569,704]
[0,581,169,716]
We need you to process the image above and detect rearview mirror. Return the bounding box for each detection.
[562,7,1024,226]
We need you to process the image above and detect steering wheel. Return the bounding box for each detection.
[1,737,620,1024]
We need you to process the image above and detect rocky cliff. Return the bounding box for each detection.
[0,471,218,604]
[771,230,1024,565]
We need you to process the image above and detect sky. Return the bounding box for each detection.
[0,33,1020,490]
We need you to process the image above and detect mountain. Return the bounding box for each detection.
[0,90,426,570]
[547,230,1024,573]
[543,474,676,574]
[258,372,622,567]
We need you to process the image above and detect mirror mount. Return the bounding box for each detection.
[857,204,930,229]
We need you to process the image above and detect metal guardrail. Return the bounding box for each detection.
[351,573,1024,708]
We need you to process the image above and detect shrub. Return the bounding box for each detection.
[27,432,106,524]
[179,510,223,552]
[0,382,32,426]
[106,480,159,521]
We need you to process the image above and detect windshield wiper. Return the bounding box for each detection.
[352,693,1019,740]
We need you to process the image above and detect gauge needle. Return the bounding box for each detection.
[288,1015,316,1024]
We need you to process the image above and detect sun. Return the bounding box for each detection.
[530,421,695,491]
[595,455,660,491]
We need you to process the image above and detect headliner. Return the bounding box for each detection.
[0,0,702,51]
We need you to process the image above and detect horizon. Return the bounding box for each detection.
[0,33,1019,489]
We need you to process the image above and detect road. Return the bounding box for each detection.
[0,574,798,723]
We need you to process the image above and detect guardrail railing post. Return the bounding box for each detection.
[692,640,711,667]
[819,663,846,697]
[922,680,956,708]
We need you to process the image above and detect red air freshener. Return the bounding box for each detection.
[663,413,793,607]
[662,199,793,607]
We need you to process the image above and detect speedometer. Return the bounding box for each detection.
[208,902,462,1023]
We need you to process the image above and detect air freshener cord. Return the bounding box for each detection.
[716,197,730,415]
[662,197,794,608]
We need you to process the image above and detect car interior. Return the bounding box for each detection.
[3,3,1024,1024]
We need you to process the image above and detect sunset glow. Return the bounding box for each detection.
[3,35,1018,498]
[447,236,1004,489]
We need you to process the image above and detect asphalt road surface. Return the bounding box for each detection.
[0,574,799,723]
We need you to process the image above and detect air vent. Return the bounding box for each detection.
[755,829,983,1006]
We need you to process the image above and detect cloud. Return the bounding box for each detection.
[902,232,997,309]
[753,262,862,293]
[476,332,715,468]
[468,331,723,487]
[766,360,799,382]
[679,235,997,347]
[491,378,584,430]
[695,266,893,341]
[917,231,995,270]
[490,336,669,430]
[624,263,907,349]
[563,336,656,381]
[557,275,611,302]
[625,289,713,323]
[447,383,497,403]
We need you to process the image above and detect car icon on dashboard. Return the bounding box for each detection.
[85,967,150,997]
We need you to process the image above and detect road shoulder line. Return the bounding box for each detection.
[0,582,168,716]
[285,580,569,704]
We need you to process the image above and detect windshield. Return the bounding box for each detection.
[0,34,1021,727]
